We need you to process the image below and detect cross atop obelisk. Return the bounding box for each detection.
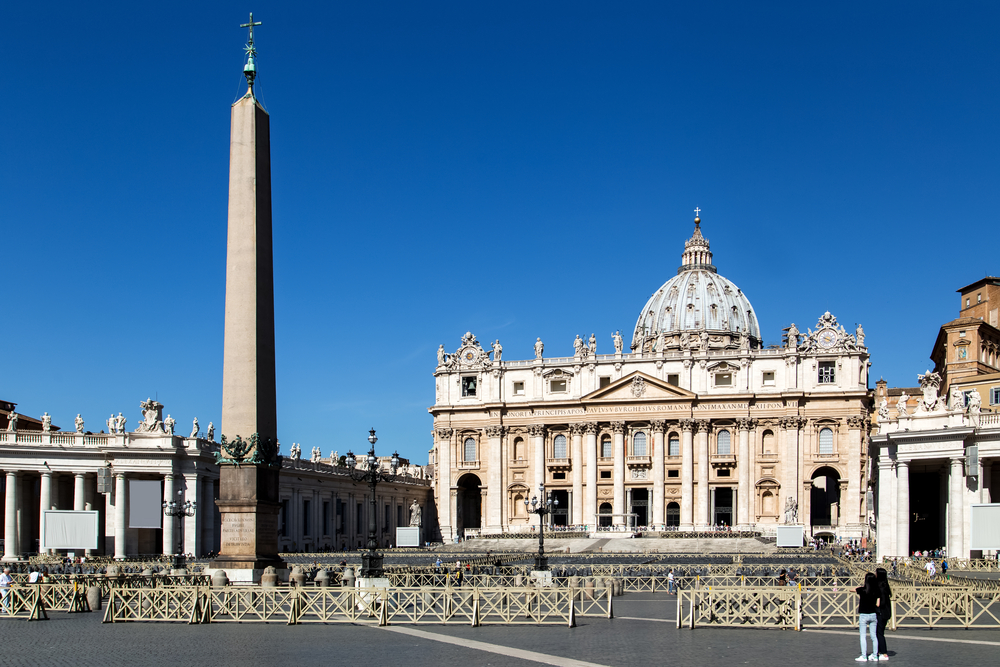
[240,13,262,91]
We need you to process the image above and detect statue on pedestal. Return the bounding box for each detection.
[164,414,176,435]
[589,333,596,352]
[6,412,17,432]
[116,412,126,433]
[612,330,624,354]
[877,398,889,422]
[783,496,798,524]
[968,390,982,427]
[492,339,502,362]
[190,417,200,438]
[207,422,215,442]
[534,337,544,359]
[896,392,910,417]
[75,414,84,433]
[409,499,422,527]
[41,412,51,432]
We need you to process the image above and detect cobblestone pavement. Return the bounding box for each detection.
[3,593,1000,666]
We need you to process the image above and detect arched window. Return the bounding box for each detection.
[668,434,680,457]
[513,437,525,461]
[761,429,775,455]
[717,430,731,455]
[601,436,612,458]
[464,437,476,462]
[553,434,567,459]
[819,427,833,455]
[598,502,613,527]
[666,502,680,527]
[633,431,647,456]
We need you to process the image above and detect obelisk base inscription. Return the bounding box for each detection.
[212,465,285,571]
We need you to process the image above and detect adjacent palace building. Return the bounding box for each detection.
[430,216,874,542]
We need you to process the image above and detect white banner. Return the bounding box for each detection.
[971,504,1000,550]
[129,479,162,529]
[41,510,99,549]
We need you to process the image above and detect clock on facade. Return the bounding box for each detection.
[817,329,837,349]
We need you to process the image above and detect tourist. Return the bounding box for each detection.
[941,558,948,580]
[855,572,880,662]
[924,559,936,580]
[667,569,676,595]
[27,568,39,584]
[875,567,892,661]
[0,567,11,614]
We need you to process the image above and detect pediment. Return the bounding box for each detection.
[582,371,696,402]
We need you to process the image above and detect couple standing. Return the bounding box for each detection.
[856,568,892,661]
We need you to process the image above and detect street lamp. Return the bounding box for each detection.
[344,428,399,578]
[525,483,557,571]
[162,499,197,569]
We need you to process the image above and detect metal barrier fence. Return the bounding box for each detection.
[102,585,612,626]
[1,583,91,619]
[677,586,1000,630]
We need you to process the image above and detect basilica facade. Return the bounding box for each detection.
[430,216,873,542]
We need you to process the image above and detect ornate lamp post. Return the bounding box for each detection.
[525,483,557,571]
[344,428,399,578]
[162,499,197,569]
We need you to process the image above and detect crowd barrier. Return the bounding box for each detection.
[677,585,1000,630]
[102,585,612,626]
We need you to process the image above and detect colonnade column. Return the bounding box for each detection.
[895,461,909,558]
[584,423,598,527]
[737,419,751,528]
[486,425,503,531]
[435,428,453,542]
[696,420,710,528]
[570,424,583,526]
[74,473,86,511]
[876,455,894,560]
[846,416,865,526]
[680,419,694,529]
[184,473,201,557]
[651,421,665,530]
[530,425,546,493]
[114,473,127,560]
[948,457,965,559]
[611,422,625,525]
[39,472,52,556]
[163,474,176,556]
[3,472,18,561]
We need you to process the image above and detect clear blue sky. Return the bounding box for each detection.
[3,2,997,462]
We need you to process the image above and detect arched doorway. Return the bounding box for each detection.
[666,502,680,527]
[456,473,482,537]
[598,502,613,527]
[630,488,649,527]
[550,489,569,526]
[810,467,842,527]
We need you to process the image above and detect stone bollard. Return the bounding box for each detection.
[314,569,330,588]
[569,575,580,600]
[87,585,102,611]
[342,567,356,588]
[211,570,230,588]
[261,565,279,588]
[290,565,306,587]
[514,574,523,587]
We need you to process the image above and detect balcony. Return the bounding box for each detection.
[508,458,528,468]
[597,457,613,465]
[626,455,652,467]
[458,459,480,470]
[546,458,571,470]
[710,454,736,469]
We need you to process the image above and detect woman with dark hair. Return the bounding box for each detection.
[855,571,880,661]
[875,568,892,661]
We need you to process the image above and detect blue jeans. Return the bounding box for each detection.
[859,612,878,656]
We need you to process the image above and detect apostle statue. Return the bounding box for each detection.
[492,339,503,362]
[783,496,798,524]
[855,324,865,347]
[115,412,126,433]
[409,499,422,527]
[75,414,85,433]
[877,398,889,422]
[164,414,175,435]
[573,335,584,356]
[190,417,199,438]
[612,330,624,354]
[107,413,117,434]
[968,389,982,427]
[589,333,596,352]
[207,422,215,442]
[6,412,18,432]
[534,337,544,359]
[437,344,447,366]
[41,412,51,432]
[896,392,909,417]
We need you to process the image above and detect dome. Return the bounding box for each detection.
[631,216,761,353]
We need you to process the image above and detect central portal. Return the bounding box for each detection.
[713,488,733,527]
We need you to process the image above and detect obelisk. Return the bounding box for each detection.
[212,14,285,576]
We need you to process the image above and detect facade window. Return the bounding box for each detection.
[513,381,525,396]
[667,469,679,478]
[600,470,612,479]
[601,436,612,458]
[302,500,311,536]
[966,298,970,307]
[668,435,680,457]
[552,471,566,480]
[550,379,567,392]
[818,361,836,384]
[633,432,647,456]
[463,437,477,462]
[667,374,679,386]
[819,427,833,454]
[599,376,611,388]
[553,434,567,458]
[715,372,732,387]
[717,430,731,455]
[461,376,477,397]
[717,469,730,477]
[762,371,775,386]
[991,387,1000,406]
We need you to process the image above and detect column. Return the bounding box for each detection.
[584,423,598,527]
[571,424,583,527]
[696,420,710,528]
[486,426,503,531]
[114,473,127,560]
[948,457,964,558]
[74,473,86,511]
[202,477,216,555]
[3,472,18,561]
[680,419,694,529]
[737,419,751,528]
[531,425,546,492]
[876,454,894,560]
[163,474,176,556]
[39,472,52,555]
[802,480,813,531]
[184,474,201,557]
[435,428,453,542]
[846,416,865,526]
[611,422,625,525]
[896,460,909,557]
[651,420,665,530]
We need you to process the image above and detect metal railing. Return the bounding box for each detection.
[103,585,611,626]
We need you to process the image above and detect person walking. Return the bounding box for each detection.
[875,568,892,661]
[0,567,12,615]
[855,572,881,661]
